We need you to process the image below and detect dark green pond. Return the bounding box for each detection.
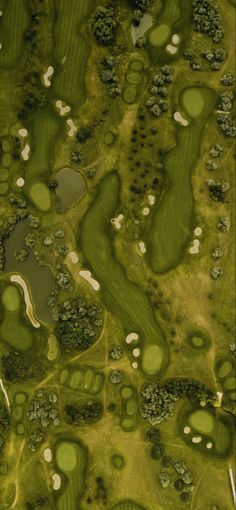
[55,167,86,212]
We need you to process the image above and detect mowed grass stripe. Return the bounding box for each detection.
[0,0,29,67]
[53,0,97,106]
[159,0,180,25]
[80,173,169,374]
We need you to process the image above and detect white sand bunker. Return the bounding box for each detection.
[18,128,28,137]
[174,111,189,127]
[68,251,79,264]
[172,33,180,44]
[56,100,71,116]
[132,361,138,369]
[79,270,100,291]
[206,442,213,449]
[148,194,155,206]
[21,143,30,161]
[52,473,61,490]
[184,426,191,434]
[132,348,140,358]
[67,119,77,137]
[10,274,40,328]
[194,227,202,236]
[16,177,25,188]
[43,66,54,87]
[189,239,200,254]
[138,241,146,254]
[44,448,52,463]
[126,332,138,344]
[192,436,202,444]
[166,44,177,54]
[111,214,124,230]
[143,207,150,216]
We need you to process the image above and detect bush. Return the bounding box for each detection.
[93,6,118,45]
[65,401,103,425]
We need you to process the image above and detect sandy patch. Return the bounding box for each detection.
[43,66,54,87]
[10,274,40,328]
[79,270,100,291]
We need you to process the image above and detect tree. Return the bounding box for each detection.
[145,427,160,443]
[1,352,38,383]
[65,401,103,425]
[0,404,9,431]
[192,0,224,42]
[92,6,118,46]
[109,370,123,384]
[221,73,234,86]
[150,443,165,460]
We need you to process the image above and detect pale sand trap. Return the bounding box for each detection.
[143,207,150,216]
[174,111,189,126]
[184,426,191,434]
[52,473,61,490]
[79,270,100,291]
[132,361,138,369]
[0,10,3,16]
[0,43,2,50]
[133,347,140,358]
[21,143,30,161]
[200,400,207,407]
[189,239,200,254]
[138,241,146,254]
[111,214,124,230]
[68,251,79,264]
[55,99,71,116]
[172,33,180,44]
[192,436,202,444]
[206,442,213,449]
[44,448,52,462]
[166,44,177,54]
[10,274,40,328]
[18,128,28,137]
[194,227,202,236]
[126,332,138,344]
[43,66,54,87]
[215,391,223,407]
[0,378,10,409]
[67,118,77,137]
[16,177,25,188]
[148,194,155,206]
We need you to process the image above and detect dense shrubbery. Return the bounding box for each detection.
[140,378,215,424]
[53,297,103,351]
[192,0,224,42]
[65,401,103,425]
[128,0,150,25]
[1,352,42,383]
[27,390,60,432]
[0,403,9,431]
[99,55,122,98]
[206,179,229,202]
[92,6,118,45]
[145,66,173,117]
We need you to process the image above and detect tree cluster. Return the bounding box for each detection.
[217,216,230,232]
[99,55,122,98]
[1,352,41,383]
[128,0,150,26]
[145,65,173,117]
[27,390,60,430]
[140,378,215,424]
[206,178,229,202]
[192,0,224,42]
[184,47,226,71]
[65,401,103,425]
[146,427,165,460]
[25,495,49,510]
[52,297,103,351]
[92,6,118,45]
[0,403,9,431]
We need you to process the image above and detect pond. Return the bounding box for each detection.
[4,219,54,323]
[55,167,86,212]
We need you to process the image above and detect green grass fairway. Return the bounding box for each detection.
[111,501,147,510]
[189,410,214,434]
[55,440,86,510]
[1,284,21,312]
[0,0,29,68]
[52,0,96,107]
[147,87,215,273]
[1,314,34,351]
[28,181,52,212]
[25,106,62,181]
[80,173,169,375]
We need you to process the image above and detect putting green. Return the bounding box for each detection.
[130,61,143,71]
[126,72,142,85]
[189,410,214,434]
[191,336,204,347]
[142,344,163,375]
[123,86,137,104]
[218,361,233,379]
[149,24,171,46]
[121,386,134,399]
[1,285,21,313]
[181,87,205,118]
[29,181,52,212]
[224,378,236,391]
[112,454,124,469]
[56,442,78,472]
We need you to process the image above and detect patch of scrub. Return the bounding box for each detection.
[181,87,205,119]
[21,143,30,161]
[111,214,124,230]
[80,173,169,375]
[43,66,54,87]
[16,177,25,187]
[28,181,52,212]
[189,239,200,254]
[47,335,58,361]
[55,167,86,212]
[131,13,153,44]
[174,111,189,127]
[66,118,77,137]
[149,24,171,47]
[55,99,71,116]
[79,270,100,291]
[10,274,40,328]
[68,251,79,264]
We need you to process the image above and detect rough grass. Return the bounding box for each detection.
[52,0,97,107]
[0,0,29,68]
[80,173,169,375]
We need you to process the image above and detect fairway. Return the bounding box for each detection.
[80,173,169,375]
[0,0,29,68]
